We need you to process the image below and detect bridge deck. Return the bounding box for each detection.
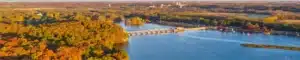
[128,27,207,36]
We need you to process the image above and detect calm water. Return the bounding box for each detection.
[247,13,270,19]
[120,22,300,60]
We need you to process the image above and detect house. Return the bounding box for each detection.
[149,5,156,8]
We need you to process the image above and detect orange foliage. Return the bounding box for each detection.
[0,10,129,60]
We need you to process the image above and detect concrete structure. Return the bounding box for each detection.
[160,4,164,8]
[149,5,156,8]
[128,27,184,36]
[185,27,207,30]
[175,2,186,8]
[128,27,207,36]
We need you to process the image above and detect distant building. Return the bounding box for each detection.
[149,5,156,8]
[108,4,112,8]
[166,4,172,8]
[160,4,164,8]
[175,2,186,8]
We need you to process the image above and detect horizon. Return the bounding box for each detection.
[0,0,298,2]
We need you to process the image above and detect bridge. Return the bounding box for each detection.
[128,27,208,36]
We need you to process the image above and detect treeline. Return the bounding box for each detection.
[108,8,300,32]
[0,2,115,8]
[183,2,300,20]
[0,9,125,25]
[157,12,300,32]
[188,2,300,13]
[0,9,129,60]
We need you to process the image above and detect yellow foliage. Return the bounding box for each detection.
[0,10,128,60]
[263,16,278,23]
[126,17,145,26]
[0,15,3,22]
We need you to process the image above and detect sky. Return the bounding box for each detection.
[0,0,298,2]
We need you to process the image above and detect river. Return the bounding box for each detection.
[246,13,270,19]
[120,19,300,60]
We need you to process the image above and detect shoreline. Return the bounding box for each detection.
[152,20,300,37]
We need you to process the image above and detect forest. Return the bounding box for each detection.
[156,12,300,32]
[0,9,129,60]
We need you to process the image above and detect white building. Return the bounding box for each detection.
[160,4,165,8]
[175,2,186,8]
[149,5,156,8]
[108,4,112,8]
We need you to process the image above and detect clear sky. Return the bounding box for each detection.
[0,0,298,2]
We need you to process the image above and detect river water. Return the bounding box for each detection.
[246,13,270,19]
[120,20,300,60]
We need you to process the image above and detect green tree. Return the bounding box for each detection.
[210,20,218,26]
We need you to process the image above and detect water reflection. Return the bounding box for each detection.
[125,23,300,60]
[246,13,270,19]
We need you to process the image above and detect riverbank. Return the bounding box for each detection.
[153,20,300,37]
[241,44,300,51]
[125,22,300,60]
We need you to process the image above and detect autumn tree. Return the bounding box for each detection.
[126,17,145,26]
[263,16,278,23]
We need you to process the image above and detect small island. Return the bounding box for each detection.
[125,17,146,26]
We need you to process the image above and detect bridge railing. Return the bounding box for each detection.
[128,27,208,36]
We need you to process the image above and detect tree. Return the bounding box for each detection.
[126,17,145,26]
[98,16,107,21]
[0,15,3,22]
[210,20,218,26]
[276,14,285,20]
[54,12,60,20]
[0,10,131,60]
[263,16,278,23]
[202,19,210,25]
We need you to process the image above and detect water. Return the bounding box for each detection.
[246,13,270,19]
[121,23,300,60]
